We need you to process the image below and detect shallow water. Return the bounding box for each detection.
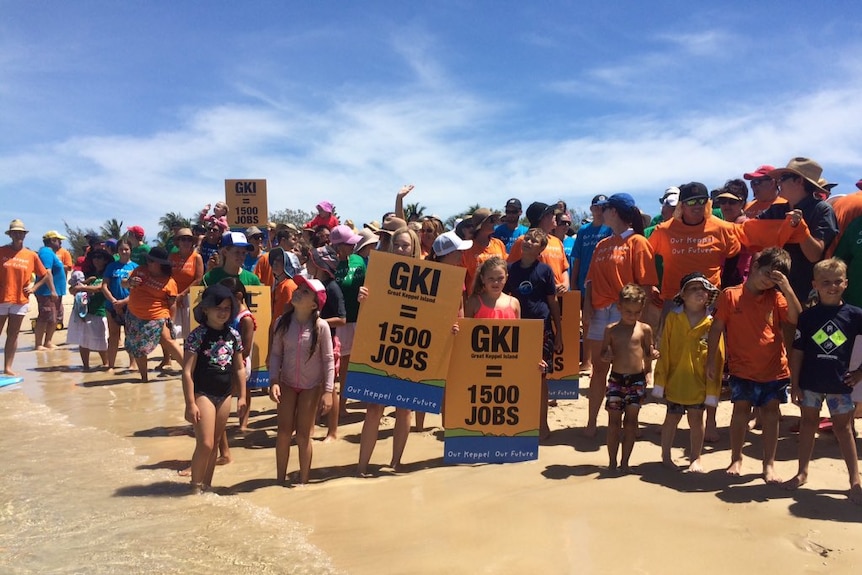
[0,385,340,575]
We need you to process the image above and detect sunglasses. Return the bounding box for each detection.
[683,198,708,207]
[557,220,572,226]
[750,177,772,186]
[716,198,741,206]
[779,174,799,183]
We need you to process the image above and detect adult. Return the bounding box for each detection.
[827,178,862,258]
[304,200,339,230]
[649,188,680,227]
[54,234,74,274]
[648,182,740,321]
[418,216,444,260]
[374,217,407,253]
[493,198,528,252]
[101,239,137,370]
[715,179,751,288]
[743,164,785,218]
[331,224,364,428]
[242,226,266,272]
[759,158,838,303]
[552,211,576,270]
[198,221,225,272]
[126,225,150,266]
[0,219,55,374]
[570,195,612,374]
[169,228,204,339]
[67,249,111,371]
[201,232,261,287]
[461,208,506,291]
[34,230,68,350]
[583,195,658,437]
[507,202,570,293]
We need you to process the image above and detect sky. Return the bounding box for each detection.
[2,0,862,249]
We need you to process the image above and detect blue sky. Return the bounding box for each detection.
[3,1,862,248]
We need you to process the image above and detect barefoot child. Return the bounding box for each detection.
[465,257,521,320]
[600,284,654,472]
[269,276,334,485]
[503,229,563,439]
[782,258,862,503]
[653,272,724,473]
[707,247,801,484]
[182,284,247,493]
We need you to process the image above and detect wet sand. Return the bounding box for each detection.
[9,312,862,574]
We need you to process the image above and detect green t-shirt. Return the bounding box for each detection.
[201,266,262,287]
[336,254,366,323]
[130,243,151,266]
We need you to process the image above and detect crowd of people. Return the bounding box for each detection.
[4,157,862,502]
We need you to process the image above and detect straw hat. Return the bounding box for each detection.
[5,219,27,235]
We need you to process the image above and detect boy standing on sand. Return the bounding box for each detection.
[783,258,862,504]
[599,284,654,472]
[707,247,801,483]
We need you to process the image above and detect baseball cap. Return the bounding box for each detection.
[295,275,328,311]
[743,165,776,180]
[42,230,67,240]
[432,231,473,257]
[221,231,253,250]
[678,182,710,202]
[127,225,145,238]
[505,198,522,211]
[591,194,608,206]
[330,224,361,246]
[595,193,636,213]
[525,202,556,226]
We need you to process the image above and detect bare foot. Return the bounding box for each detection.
[749,419,762,431]
[44,343,56,350]
[583,425,598,439]
[189,482,204,494]
[322,435,337,443]
[782,473,807,491]
[4,369,18,376]
[763,464,782,484]
[216,456,231,466]
[704,430,720,443]
[178,467,192,477]
[849,484,862,505]
[726,459,743,476]
[35,345,47,351]
[607,461,618,474]
[620,464,632,475]
[685,459,705,473]
[662,458,681,471]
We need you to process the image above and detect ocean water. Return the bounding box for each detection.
[0,387,340,575]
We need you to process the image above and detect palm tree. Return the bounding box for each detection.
[404,202,427,222]
[157,212,191,247]
[100,218,123,241]
[445,203,481,230]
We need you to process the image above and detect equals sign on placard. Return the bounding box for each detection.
[485,365,503,378]
[242,198,251,204]
[399,304,418,320]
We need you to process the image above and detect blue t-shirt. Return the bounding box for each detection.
[102,260,138,311]
[571,223,612,293]
[793,303,862,394]
[35,246,66,297]
[505,260,555,323]
[562,234,576,270]
[493,223,528,253]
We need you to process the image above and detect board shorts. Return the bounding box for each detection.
[728,376,788,407]
[799,389,855,416]
[605,371,646,411]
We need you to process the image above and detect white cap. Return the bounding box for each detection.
[432,231,473,257]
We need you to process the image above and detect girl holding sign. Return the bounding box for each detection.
[357,227,421,476]
[465,257,521,320]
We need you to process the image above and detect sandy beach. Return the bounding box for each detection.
[4,305,862,574]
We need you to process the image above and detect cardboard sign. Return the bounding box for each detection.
[444,318,542,463]
[345,251,464,413]
[190,284,271,388]
[225,179,268,228]
[548,290,581,399]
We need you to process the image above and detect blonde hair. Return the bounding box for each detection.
[813,257,847,278]
[619,283,646,305]
[389,227,422,259]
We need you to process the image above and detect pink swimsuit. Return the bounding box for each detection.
[473,297,518,319]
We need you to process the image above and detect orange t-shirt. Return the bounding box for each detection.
[826,192,862,257]
[254,255,274,287]
[272,278,297,321]
[126,268,178,320]
[713,285,790,382]
[0,246,47,305]
[507,235,569,288]
[744,196,787,219]
[648,216,740,300]
[462,237,507,293]
[56,247,74,271]
[586,232,658,309]
[169,251,203,293]
[735,217,810,253]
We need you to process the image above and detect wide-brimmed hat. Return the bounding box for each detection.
[146,246,171,265]
[377,217,408,236]
[470,208,502,228]
[857,178,862,191]
[310,246,338,278]
[245,226,263,238]
[768,157,827,193]
[353,229,379,253]
[364,220,381,233]
[432,231,473,257]
[42,230,66,240]
[193,284,238,325]
[316,200,334,214]
[295,275,327,311]
[6,219,27,235]
[743,165,776,180]
[673,272,719,307]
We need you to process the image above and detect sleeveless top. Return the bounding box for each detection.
[473,297,518,319]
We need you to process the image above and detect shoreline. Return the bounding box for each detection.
[8,310,862,574]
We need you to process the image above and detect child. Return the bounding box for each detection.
[198,201,229,232]
[465,256,521,319]
[600,284,654,473]
[782,258,862,503]
[182,284,247,493]
[269,276,334,485]
[653,272,724,473]
[706,247,801,483]
[504,228,563,439]
[67,249,112,371]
